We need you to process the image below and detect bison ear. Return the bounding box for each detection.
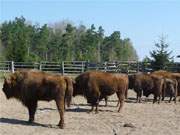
[3,76,7,82]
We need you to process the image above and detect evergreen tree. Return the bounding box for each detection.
[97,26,104,62]
[150,35,173,70]
[0,16,139,63]
[1,16,31,62]
[61,24,76,61]
[74,24,86,61]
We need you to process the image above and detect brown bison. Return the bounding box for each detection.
[128,73,153,103]
[2,70,73,129]
[152,70,179,101]
[104,73,128,107]
[163,78,178,103]
[73,71,128,113]
[144,74,165,103]
[128,73,164,103]
[171,73,180,96]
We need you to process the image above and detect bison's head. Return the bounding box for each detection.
[2,73,20,99]
[2,77,14,99]
[128,74,135,89]
[72,82,85,97]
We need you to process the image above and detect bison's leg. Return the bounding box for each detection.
[104,97,108,107]
[138,90,142,103]
[135,89,142,103]
[27,101,37,123]
[161,89,165,101]
[88,105,94,113]
[64,98,66,110]
[116,101,120,107]
[95,99,100,114]
[158,94,161,104]
[88,103,99,114]
[173,96,176,103]
[116,92,125,112]
[136,93,139,103]
[55,98,65,129]
[169,96,172,103]
[153,95,157,104]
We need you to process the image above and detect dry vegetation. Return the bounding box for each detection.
[0,82,180,135]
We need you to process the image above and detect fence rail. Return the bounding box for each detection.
[0,61,179,74]
[0,61,11,72]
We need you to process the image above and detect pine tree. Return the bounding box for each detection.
[150,35,173,70]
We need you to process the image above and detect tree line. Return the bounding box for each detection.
[0,16,138,62]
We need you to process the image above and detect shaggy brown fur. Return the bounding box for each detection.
[128,73,152,103]
[128,73,164,103]
[2,70,73,129]
[171,73,180,96]
[149,74,165,103]
[73,71,128,113]
[152,70,179,101]
[104,73,128,107]
[163,78,178,103]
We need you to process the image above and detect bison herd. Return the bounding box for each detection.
[2,70,180,129]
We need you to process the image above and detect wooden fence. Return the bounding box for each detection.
[62,61,86,75]
[0,61,179,74]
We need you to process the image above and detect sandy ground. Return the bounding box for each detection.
[0,82,180,135]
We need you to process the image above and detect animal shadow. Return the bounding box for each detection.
[125,97,137,103]
[98,109,114,112]
[66,107,89,113]
[0,117,58,129]
[38,107,57,111]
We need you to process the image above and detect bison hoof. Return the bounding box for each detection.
[95,111,99,114]
[87,111,92,114]
[87,109,93,113]
[28,118,34,123]
[57,123,64,129]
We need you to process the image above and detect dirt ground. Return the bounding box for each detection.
[0,82,180,135]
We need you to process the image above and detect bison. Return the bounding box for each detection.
[163,78,178,103]
[73,71,128,113]
[2,70,73,129]
[144,74,164,103]
[128,73,153,103]
[152,70,179,102]
[171,73,180,97]
[128,73,164,103]
[103,73,128,107]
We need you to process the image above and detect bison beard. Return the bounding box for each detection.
[73,71,128,113]
[2,71,73,129]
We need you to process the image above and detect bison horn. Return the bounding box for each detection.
[3,73,6,80]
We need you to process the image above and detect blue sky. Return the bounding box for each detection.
[0,0,180,62]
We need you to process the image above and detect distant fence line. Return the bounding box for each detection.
[0,61,179,75]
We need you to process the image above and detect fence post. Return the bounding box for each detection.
[39,62,42,71]
[62,61,64,75]
[11,61,14,73]
[81,61,84,73]
[137,61,139,72]
[104,62,107,72]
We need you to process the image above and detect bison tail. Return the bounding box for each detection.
[125,86,128,99]
[64,77,73,107]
